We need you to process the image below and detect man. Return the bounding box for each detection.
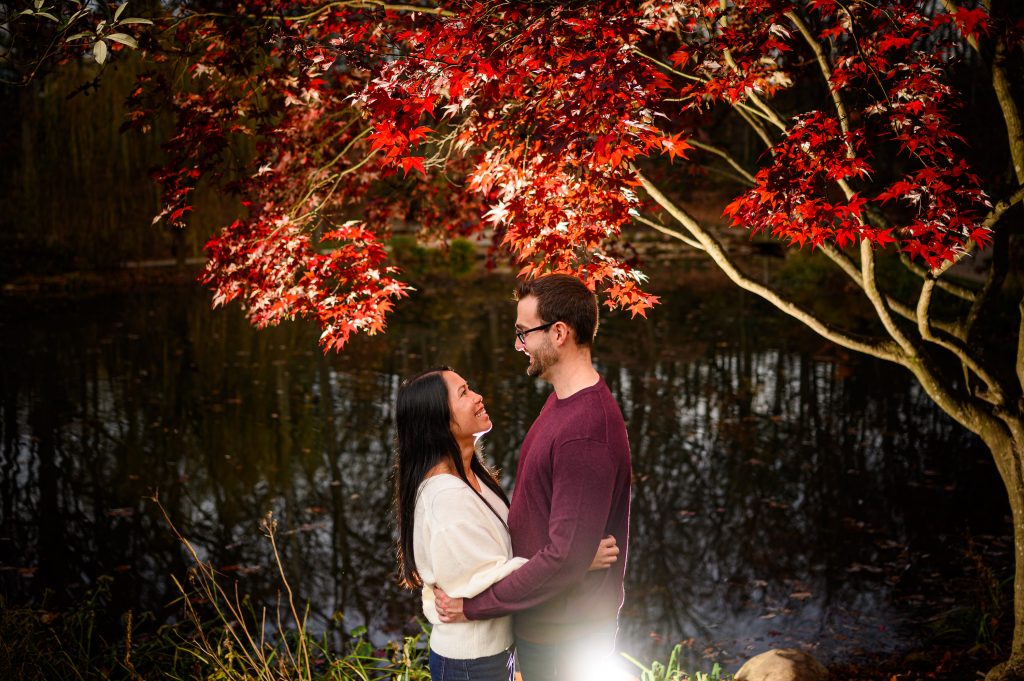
[434,274,632,681]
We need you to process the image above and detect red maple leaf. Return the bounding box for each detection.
[401,156,426,177]
[659,131,692,162]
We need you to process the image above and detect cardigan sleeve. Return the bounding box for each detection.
[429,520,528,599]
[420,484,527,601]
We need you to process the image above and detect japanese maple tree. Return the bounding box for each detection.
[7,0,1024,677]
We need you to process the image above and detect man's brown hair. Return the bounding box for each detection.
[515,274,599,347]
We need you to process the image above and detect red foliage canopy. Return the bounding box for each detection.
[102,0,998,348]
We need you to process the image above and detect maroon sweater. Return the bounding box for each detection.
[463,378,631,643]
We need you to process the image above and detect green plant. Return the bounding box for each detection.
[325,624,430,681]
[622,644,732,681]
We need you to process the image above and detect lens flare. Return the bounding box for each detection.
[566,648,637,681]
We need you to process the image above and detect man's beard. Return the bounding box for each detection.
[526,340,558,378]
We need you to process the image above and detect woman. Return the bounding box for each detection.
[394,366,618,681]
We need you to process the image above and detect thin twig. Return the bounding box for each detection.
[266,515,312,679]
[688,139,757,186]
[733,102,775,149]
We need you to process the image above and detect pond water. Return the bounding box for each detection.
[0,270,1012,672]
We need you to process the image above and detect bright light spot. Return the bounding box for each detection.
[565,648,638,681]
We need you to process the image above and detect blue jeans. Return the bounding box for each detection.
[515,623,619,681]
[428,648,514,681]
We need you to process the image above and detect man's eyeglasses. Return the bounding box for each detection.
[515,321,556,346]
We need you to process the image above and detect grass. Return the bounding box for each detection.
[2,496,733,680]
[0,575,194,680]
[153,495,431,681]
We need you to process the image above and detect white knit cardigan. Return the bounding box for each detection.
[413,474,527,659]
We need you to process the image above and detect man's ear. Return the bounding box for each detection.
[552,321,573,347]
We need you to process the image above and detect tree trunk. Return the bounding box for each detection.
[975,418,1024,681]
[906,363,1024,680]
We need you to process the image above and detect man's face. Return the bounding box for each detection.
[515,295,559,379]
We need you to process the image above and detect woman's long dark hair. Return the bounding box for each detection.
[394,366,510,589]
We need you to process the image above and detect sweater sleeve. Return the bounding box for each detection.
[464,437,616,620]
[429,519,529,600]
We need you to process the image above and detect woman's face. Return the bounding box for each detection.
[443,371,492,443]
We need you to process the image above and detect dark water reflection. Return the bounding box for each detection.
[0,274,1010,671]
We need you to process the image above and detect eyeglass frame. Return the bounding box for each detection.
[515,321,556,346]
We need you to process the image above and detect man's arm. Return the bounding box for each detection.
[460,437,617,620]
[433,535,619,622]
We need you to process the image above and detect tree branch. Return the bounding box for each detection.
[724,67,788,132]
[733,102,775,150]
[291,150,380,222]
[634,169,903,362]
[290,126,371,216]
[331,1,454,17]
[858,191,977,301]
[825,161,922,356]
[165,1,453,34]
[637,174,982,435]
[632,48,703,84]
[770,11,983,353]
[744,91,788,133]
[632,214,705,250]
[632,47,775,149]
[819,244,965,339]
[716,0,788,132]
[1018,295,1024,397]
[859,240,918,356]
[901,254,976,301]
[787,9,854,158]
[982,182,1024,231]
[916,275,1006,405]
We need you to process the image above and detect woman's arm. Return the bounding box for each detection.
[434,534,620,623]
[429,521,528,599]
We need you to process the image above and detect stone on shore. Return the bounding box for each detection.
[734,648,829,681]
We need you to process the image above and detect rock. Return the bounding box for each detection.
[734,648,829,681]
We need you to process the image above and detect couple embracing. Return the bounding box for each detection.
[394,275,632,681]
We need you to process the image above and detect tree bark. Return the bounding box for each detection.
[957,417,1024,681]
[983,420,1024,681]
